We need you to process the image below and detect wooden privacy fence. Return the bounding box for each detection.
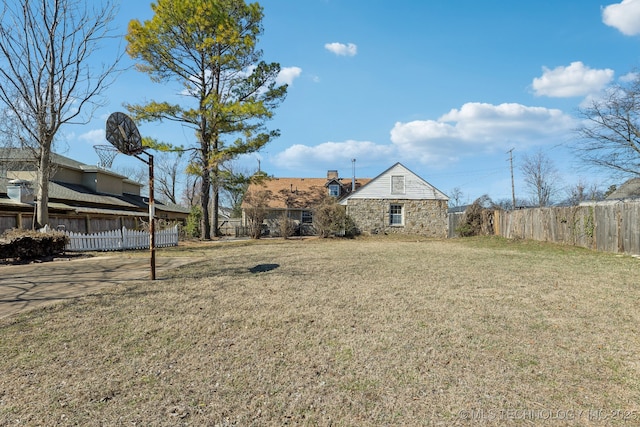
[65,225,179,252]
[448,212,464,238]
[493,201,640,256]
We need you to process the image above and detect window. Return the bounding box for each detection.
[328,184,340,197]
[390,204,403,226]
[302,210,313,224]
[391,175,405,194]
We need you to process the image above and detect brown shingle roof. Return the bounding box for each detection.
[249,178,327,209]
[244,177,371,210]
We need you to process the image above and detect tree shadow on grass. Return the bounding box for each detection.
[249,263,279,274]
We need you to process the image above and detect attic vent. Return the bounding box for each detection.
[391,175,405,195]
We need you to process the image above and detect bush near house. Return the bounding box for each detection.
[314,196,357,238]
[277,212,297,239]
[0,229,69,260]
[456,195,496,237]
[243,189,272,239]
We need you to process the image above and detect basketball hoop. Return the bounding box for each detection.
[104,111,156,280]
[94,144,120,169]
[105,112,144,155]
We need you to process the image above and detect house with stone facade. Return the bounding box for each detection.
[339,162,449,237]
[241,170,369,235]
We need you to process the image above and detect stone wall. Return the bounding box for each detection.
[346,199,448,238]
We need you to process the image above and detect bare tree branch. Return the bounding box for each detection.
[520,150,561,207]
[0,0,123,227]
[575,77,640,178]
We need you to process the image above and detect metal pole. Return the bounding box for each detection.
[352,158,356,192]
[508,148,516,210]
[148,153,156,280]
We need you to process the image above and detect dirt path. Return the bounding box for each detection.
[0,255,202,320]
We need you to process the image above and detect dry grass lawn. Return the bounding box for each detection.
[1,236,639,426]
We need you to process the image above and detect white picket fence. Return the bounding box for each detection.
[64,225,179,252]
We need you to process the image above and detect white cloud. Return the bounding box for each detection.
[78,129,105,145]
[619,71,639,82]
[532,62,614,97]
[273,140,393,169]
[272,102,576,171]
[602,0,640,35]
[324,42,357,56]
[390,102,575,161]
[277,66,302,86]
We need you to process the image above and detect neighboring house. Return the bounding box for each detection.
[605,177,640,200]
[0,148,189,233]
[339,162,449,237]
[242,170,369,235]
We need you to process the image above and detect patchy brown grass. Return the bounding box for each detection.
[1,236,639,426]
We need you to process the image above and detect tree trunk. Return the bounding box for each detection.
[200,169,211,240]
[213,166,221,237]
[35,144,51,228]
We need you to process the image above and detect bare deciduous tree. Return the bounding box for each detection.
[0,0,121,227]
[219,162,268,219]
[565,179,603,205]
[181,172,201,208]
[576,77,640,178]
[243,188,272,239]
[520,150,560,207]
[449,187,463,208]
[155,152,185,205]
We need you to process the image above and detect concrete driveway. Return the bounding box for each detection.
[0,255,201,320]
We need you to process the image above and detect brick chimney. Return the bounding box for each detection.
[327,170,338,180]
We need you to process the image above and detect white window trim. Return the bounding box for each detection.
[389,203,404,226]
[328,184,340,197]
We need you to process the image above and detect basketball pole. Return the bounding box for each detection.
[106,112,156,280]
[135,152,156,280]
[148,153,156,281]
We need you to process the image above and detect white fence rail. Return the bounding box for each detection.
[65,225,179,252]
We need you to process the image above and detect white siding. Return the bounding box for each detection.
[341,163,448,203]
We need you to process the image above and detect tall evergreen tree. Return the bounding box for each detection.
[126,0,286,239]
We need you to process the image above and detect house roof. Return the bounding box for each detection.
[247,178,329,210]
[606,177,640,200]
[243,176,371,210]
[1,149,189,217]
[0,147,138,183]
[1,148,91,173]
[0,180,189,216]
[50,181,137,208]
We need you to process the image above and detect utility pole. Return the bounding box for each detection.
[507,148,516,209]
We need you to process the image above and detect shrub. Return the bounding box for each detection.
[456,195,496,237]
[313,196,357,238]
[184,205,202,238]
[0,229,69,260]
[243,189,272,239]
[277,213,297,239]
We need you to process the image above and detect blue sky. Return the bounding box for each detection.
[64,0,640,205]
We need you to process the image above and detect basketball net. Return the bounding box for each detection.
[94,144,120,169]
